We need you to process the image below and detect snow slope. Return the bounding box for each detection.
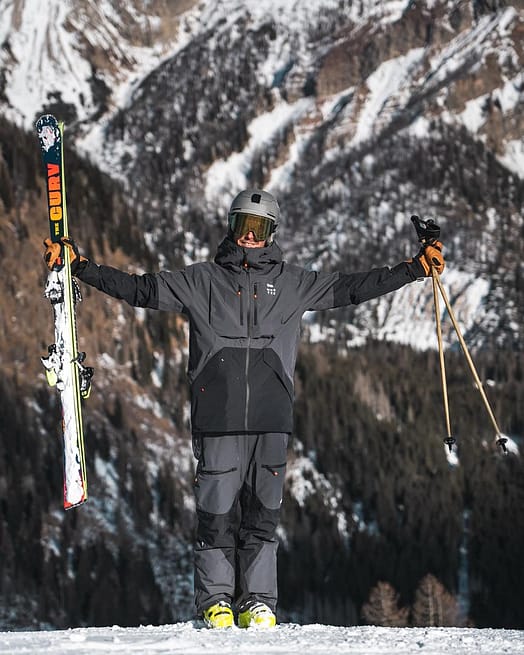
[1,623,523,655]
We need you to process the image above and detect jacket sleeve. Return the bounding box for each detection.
[300,260,425,311]
[74,260,192,313]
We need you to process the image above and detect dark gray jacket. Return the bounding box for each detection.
[76,238,424,434]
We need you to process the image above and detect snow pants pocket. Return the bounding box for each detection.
[193,435,241,515]
[254,433,288,511]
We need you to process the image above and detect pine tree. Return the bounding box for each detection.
[412,574,461,627]
[361,581,409,627]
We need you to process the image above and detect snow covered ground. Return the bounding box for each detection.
[0,623,523,655]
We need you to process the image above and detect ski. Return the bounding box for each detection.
[36,114,93,509]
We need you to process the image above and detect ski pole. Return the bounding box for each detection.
[410,214,507,454]
[411,215,455,451]
[432,270,508,453]
[431,270,455,452]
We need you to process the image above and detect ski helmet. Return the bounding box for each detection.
[228,189,280,244]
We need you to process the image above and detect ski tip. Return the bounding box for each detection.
[35,113,59,127]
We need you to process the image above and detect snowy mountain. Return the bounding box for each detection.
[1,0,522,349]
[0,0,523,633]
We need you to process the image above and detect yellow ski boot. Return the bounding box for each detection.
[202,601,234,628]
[238,602,276,628]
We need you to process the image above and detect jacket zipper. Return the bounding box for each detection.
[237,286,244,325]
[253,283,258,326]
[244,265,251,432]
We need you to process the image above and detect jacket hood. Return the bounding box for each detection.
[214,237,283,273]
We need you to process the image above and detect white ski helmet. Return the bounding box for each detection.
[228,189,280,244]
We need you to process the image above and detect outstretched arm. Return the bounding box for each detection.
[300,243,444,311]
[43,237,188,312]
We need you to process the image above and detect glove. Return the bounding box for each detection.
[414,240,445,276]
[44,236,87,272]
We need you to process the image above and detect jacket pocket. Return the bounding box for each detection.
[191,347,247,433]
[209,279,245,337]
[261,349,294,401]
[244,349,294,432]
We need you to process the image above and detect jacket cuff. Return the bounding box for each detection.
[405,258,426,279]
[73,259,99,285]
[71,258,89,276]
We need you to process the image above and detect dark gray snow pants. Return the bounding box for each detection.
[192,432,288,613]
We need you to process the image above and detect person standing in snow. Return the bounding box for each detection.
[44,189,444,629]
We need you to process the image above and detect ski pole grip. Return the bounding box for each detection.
[411,215,440,245]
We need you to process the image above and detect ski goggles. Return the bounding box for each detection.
[229,212,275,241]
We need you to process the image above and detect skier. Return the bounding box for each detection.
[44,189,444,629]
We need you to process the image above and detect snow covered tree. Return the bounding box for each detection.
[361,581,409,627]
[412,574,461,627]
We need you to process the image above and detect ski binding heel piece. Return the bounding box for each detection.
[72,352,94,399]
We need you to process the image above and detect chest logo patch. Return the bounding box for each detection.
[266,283,276,296]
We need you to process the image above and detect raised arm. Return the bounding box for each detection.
[299,243,444,311]
[43,236,190,313]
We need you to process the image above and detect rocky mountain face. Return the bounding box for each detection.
[0,0,523,630]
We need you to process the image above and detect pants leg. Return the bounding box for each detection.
[236,433,288,612]
[193,434,243,613]
[193,433,288,614]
